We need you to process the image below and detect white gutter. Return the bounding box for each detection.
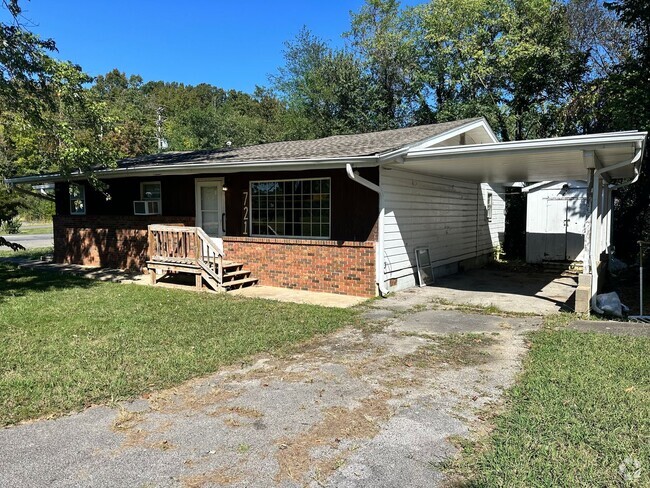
[406,131,648,159]
[345,163,389,297]
[5,155,380,185]
[608,151,643,189]
[590,143,644,311]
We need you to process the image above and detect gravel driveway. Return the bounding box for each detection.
[0,293,540,487]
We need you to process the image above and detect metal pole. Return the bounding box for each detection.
[640,241,645,317]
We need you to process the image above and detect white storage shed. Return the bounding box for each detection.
[523,180,588,263]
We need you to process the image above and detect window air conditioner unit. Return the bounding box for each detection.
[133,200,161,215]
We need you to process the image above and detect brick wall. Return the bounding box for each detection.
[54,216,377,296]
[53,215,195,270]
[223,237,377,297]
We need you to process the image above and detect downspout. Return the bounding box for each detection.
[345,163,389,297]
[590,145,644,311]
[608,163,641,190]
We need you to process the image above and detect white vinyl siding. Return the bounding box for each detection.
[381,167,505,290]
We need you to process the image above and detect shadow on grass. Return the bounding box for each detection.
[0,263,98,303]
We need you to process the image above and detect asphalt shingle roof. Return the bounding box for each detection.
[117,118,480,169]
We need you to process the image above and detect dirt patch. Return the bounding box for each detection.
[181,465,243,487]
[111,409,174,451]
[211,405,265,428]
[395,334,497,368]
[147,384,240,414]
[274,390,392,483]
[225,364,313,384]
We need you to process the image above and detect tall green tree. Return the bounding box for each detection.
[271,27,372,137]
[1,0,112,248]
[410,0,588,141]
[600,0,650,258]
[347,0,420,128]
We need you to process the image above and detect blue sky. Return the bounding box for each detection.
[10,1,423,93]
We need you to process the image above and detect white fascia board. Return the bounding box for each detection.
[407,117,498,150]
[5,156,380,185]
[406,131,648,159]
[378,117,498,163]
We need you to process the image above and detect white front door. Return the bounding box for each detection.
[195,178,225,237]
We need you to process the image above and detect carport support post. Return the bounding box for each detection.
[576,166,595,314]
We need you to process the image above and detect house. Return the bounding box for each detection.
[6,118,646,312]
[523,180,588,264]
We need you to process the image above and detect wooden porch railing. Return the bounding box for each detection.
[148,224,224,289]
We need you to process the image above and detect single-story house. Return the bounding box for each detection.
[6,118,646,312]
[523,180,588,264]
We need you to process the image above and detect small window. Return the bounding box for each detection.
[69,184,86,215]
[139,181,162,215]
[141,181,161,200]
[486,192,493,222]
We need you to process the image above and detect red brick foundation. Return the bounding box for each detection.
[224,237,376,297]
[54,216,377,296]
[53,215,195,270]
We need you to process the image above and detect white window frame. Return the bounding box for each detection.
[140,181,162,214]
[249,177,331,239]
[487,192,493,222]
[69,183,86,215]
[195,177,225,237]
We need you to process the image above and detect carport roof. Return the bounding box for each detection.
[400,131,647,183]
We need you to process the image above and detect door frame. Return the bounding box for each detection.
[195,177,226,237]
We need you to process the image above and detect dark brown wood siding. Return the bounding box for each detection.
[223,168,378,242]
[54,167,379,242]
[55,176,195,217]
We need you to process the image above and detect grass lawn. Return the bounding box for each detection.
[454,325,649,487]
[0,246,53,259]
[0,263,356,426]
[17,226,53,235]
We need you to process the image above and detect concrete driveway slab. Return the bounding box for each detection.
[0,295,540,487]
[383,267,577,315]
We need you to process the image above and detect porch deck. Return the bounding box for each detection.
[146,224,258,292]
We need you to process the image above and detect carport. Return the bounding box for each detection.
[388,130,647,313]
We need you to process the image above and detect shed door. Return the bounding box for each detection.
[544,198,567,260]
[544,197,586,261]
[565,197,587,261]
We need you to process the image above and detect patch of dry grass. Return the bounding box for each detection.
[274,390,392,483]
[396,333,497,368]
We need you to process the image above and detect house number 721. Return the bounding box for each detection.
[242,191,249,235]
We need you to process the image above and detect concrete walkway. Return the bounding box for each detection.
[568,319,650,337]
[8,259,577,314]
[8,259,366,309]
[0,291,539,488]
[229,285,367,308]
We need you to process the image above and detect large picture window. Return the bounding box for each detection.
[251,178,331,238]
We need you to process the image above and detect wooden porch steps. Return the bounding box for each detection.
[146,225,258,293]
[147,259,258,292]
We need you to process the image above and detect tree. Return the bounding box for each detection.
[410,0,589,141]
[1,0,114,248]
[271,27,372,137]
[599,0,650,259]
[347,0,420,128]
